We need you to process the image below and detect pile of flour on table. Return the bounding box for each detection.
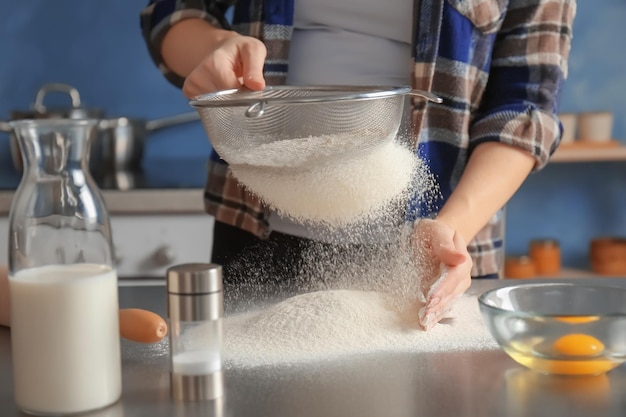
[188,289,498,368]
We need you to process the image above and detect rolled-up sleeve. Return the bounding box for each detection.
[140,0,234,88]
[469,0,576,170]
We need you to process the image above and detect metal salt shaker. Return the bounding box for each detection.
[167,263,224,401]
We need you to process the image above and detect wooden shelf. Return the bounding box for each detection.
[542,268,605,279]
[551,141,626,162]
[505,268,626,280]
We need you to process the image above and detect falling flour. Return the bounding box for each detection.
[202,125,476,370]
[230,139,436,227]
[190,290,498,369]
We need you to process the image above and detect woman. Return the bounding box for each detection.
[140,0,575,329]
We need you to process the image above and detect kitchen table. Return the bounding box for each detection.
[2,278,626,417]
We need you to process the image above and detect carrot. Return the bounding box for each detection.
[119,308,168,343]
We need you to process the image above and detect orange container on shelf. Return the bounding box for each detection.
[590,237,626,276]
[529,239,561,275]
[504,256,537,279]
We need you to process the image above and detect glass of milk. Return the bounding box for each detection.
[7,119,121,415]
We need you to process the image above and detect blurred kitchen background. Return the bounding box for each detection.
[0,0,625,274]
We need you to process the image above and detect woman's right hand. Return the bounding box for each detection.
[182,33,267,98]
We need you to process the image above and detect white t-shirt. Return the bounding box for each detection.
[269,0,413,242]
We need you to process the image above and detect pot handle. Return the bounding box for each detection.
[0,120,11,133]
[33,83,82,112]
[145,111,199,131]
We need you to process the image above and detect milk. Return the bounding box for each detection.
[9,264,122,415]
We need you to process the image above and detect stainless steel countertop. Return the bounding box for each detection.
[3,278,626,417]
[0,189,205,216]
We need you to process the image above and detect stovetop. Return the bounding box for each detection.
[0,157,209,191]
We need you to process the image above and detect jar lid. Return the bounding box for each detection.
[167,263,223,294]
[529,238,560,247]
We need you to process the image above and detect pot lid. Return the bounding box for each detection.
[11,83,103,119]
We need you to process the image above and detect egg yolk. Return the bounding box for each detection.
[555,316,600,324]
[553,333,605,356]
[546,359,617,375]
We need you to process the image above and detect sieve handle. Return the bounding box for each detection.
[245,101,266,118]
[408,90,443,103]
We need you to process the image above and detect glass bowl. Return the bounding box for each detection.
[478,282,626,375]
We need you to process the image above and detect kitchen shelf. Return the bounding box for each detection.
[510,143,626,279]
[540,268,606,279]
[504,268,626,280]
[551,141,626,162]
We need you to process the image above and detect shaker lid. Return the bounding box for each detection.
[167,263,223,294]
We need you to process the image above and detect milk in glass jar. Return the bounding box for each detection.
[7,119,121,415]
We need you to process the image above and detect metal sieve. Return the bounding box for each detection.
[189,85,441,169]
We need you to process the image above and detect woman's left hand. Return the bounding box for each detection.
[411,219,472,330]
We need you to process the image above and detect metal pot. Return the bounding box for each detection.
[93,112,200,189]
[2,83,200,189]
[2,83,104,171]
[96,112,200,172]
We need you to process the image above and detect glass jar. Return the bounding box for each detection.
[504,255,537,279]
[529,239,561,276]
[7,119,121,415]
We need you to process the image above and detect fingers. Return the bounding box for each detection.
[429,268,470,309]
[437,244,466,266]
[183,63,240,98]
[240,43,266,90]
[418,232,472,331]
[419,268,470,330]
[419,230,467,292]
[182,36,266,98]
[437,230,469,265]
[419,293,462,330]
[412,219,473,330]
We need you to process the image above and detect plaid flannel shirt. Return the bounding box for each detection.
[141,0,576,277]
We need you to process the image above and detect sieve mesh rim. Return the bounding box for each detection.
[189,85,428,108]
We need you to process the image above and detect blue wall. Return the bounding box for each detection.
[506,0,626,269]
[0,1,624,271]
[0,0,211,188]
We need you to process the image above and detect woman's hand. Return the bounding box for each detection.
[411,218,472,330]
[182,34,267,98]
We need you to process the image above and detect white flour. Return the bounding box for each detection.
[204,290,498,368]
[226,131,393,168]
[230,139,436,227]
